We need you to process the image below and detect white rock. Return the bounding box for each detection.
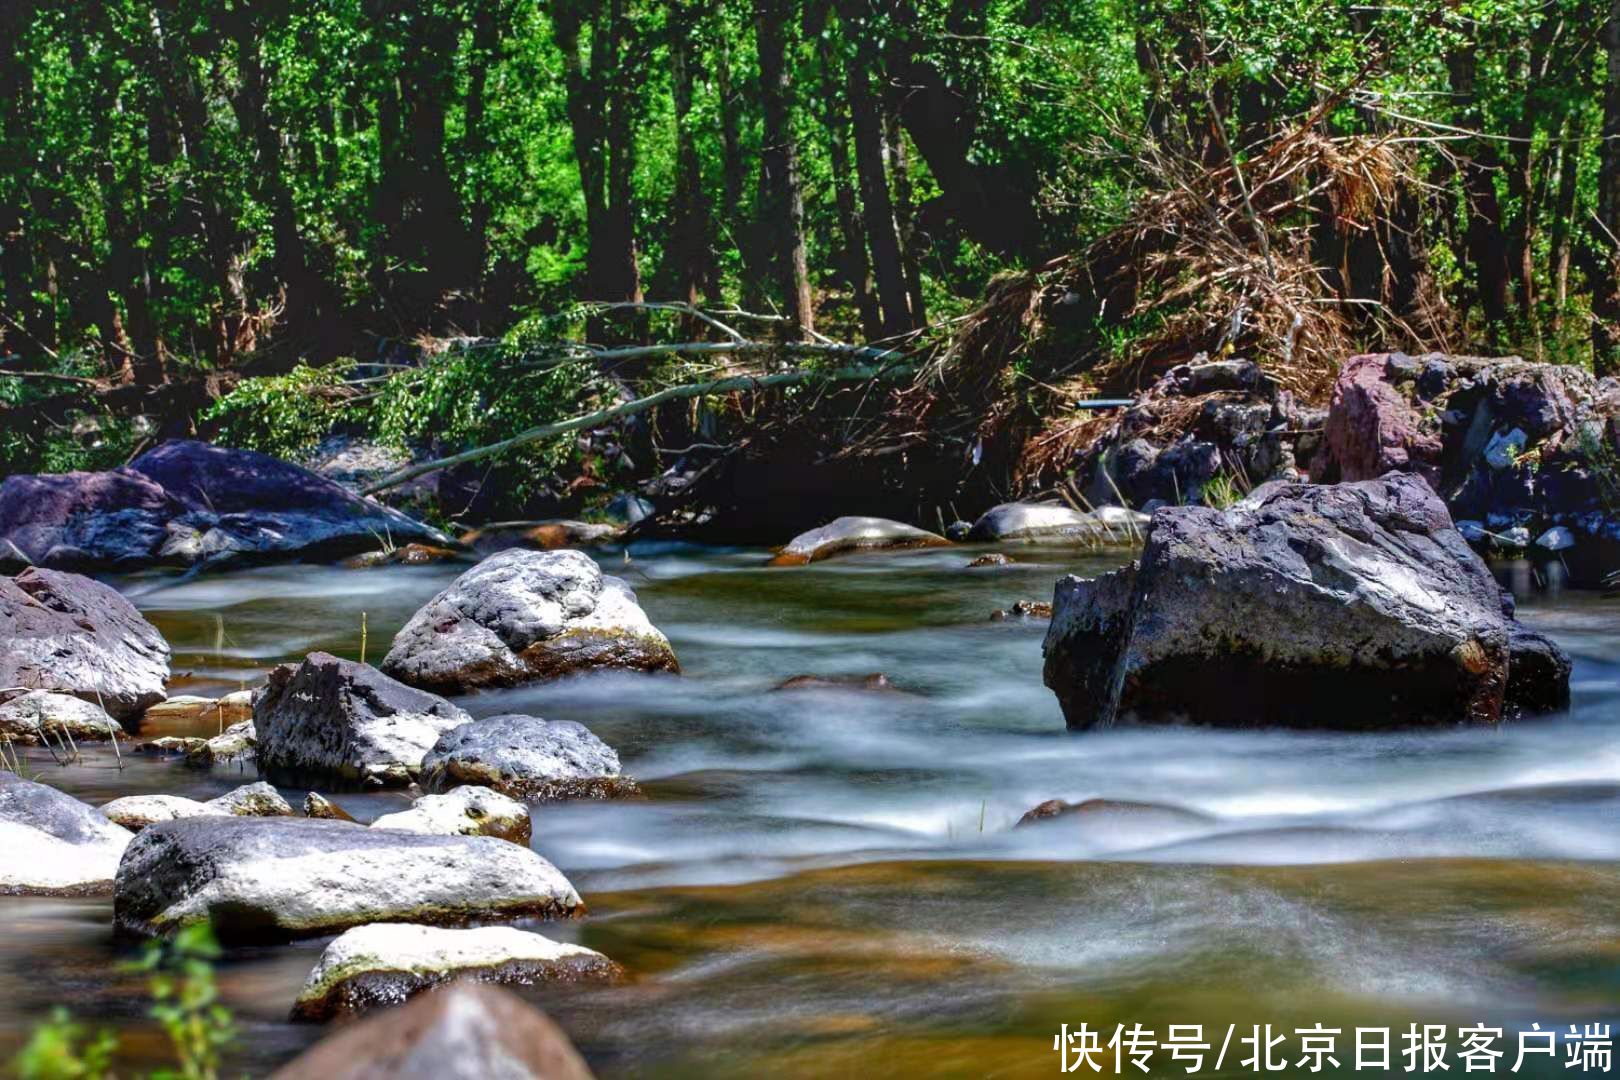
[1,773,132,894]
[371,786,530,845]
[101,794,228,832]
[291,923,620,1020]
[0,691,123,744]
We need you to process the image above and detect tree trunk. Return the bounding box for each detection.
[885,106,926,329]
[754,0,814,339]
[1550,109,1583,330]
[1594,0,1620,374]
[668,0,715,309]
[1447,44,1513,336]
[819,34,881,340]
[844,7,910,339]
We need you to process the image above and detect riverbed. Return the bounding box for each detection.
[2,543,1618,1077]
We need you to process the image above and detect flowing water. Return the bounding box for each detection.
[2,543,1619,1077]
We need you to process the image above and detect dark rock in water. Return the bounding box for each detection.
[966,553,1014,568]
[271,982,597,1079]
[1505,624,1573,716]
[254,653,472,788]
[945,521,973,542]
[0,568,170,722]
[419,714,637,801]
[381,549,678,694]
[0,440,448,571]
[114,816,583,941]
[605,493,656,525]
[990,600,1053,621]
[773,672,896,692]
[289,924,621,1023]
[1015,797,1212,829]
[769,516,950,565]
[0,772,133,895]
[1042,473,1572,730]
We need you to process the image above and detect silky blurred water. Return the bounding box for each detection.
[2,543,1617,1077]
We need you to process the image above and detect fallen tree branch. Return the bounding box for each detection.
[362,360,914,495]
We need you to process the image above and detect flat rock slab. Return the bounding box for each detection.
[0,691,122,743]
[102,783,290,831]
[254,653,470,788]
[371,786,531,845]
[382,549,677,694]
[270,983,596,1080]
[968,502,1146,543]
[0,568,170,721]
[114,816,583,942]
[0,772,132,895]
[768,516,950,566]
[420,714,636,801]
[1042,473,1572,730]
[0,440,450,571]
[291,924,621,1021]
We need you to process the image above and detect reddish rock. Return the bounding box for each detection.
[1314,353,1442,484]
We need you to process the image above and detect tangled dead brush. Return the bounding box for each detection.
[903,108,1455,496]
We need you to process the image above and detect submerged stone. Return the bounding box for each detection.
[768,516,950,566]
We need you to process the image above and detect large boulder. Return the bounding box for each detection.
[381,550,677,694]
[290,924,621,1022]
[0,568,170,721]
[0,691,123,744]
[768,516,950,566]
[419,714,637,801]
[1314,352,1445,485]
[255,653,471,788]
[967,502,1147,543]
[371,786,532,845]
[0,440,450,571]
[0,772,133,895]
[270,983,596,1080]
[1042,473,1572,730]
[113,816,583,941]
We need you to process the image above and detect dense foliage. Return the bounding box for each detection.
[5,0,1620,483]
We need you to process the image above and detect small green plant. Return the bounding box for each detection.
[1201,471,1242,510]
[203,360,359,459]
[10,922,234,1080]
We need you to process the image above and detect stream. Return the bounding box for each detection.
[2,542,1619,1077]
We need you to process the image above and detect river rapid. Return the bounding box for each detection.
[2,542,1618,1077]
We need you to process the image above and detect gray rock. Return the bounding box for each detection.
[1042,473,1571,730]
[113,816,583,941]
[255,654,470,788]
[186,719,256,767]
[371,786,531,845]
[304,792,357,822]
[1483,427,1529,470]
[1535,526,1575,552]
[206,781,294,817]
[420,714,635,801]
[0,568,170,722]
[0,440,450,571]
[768,516,950,565]
[381,550,678,694]
[968,502,1146,543]
[290,924,620,1022]
[0,691,123,744]
[0,772,133,895]
[270,983,596,1080]
[1456,519,1488,543]
[101,794,229,832]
